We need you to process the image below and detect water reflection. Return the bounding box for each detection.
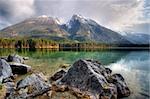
[0,49,149,99]
[108,51,150,99]
[0,49,130,65]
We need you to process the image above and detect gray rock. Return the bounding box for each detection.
[4,81,15,94]
[9,62,32,74]
[7,54,24,63]
[108,74,130,98]
[55,59,118,99]
[17,73,49,89]
[0,59,13,83]
[6,73,51,98]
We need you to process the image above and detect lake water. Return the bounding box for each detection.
[0,49,149,99]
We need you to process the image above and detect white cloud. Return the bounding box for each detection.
[0,0,149,34]
[34,0,148,33]
[0,0,35,28]
[92,0,146,32]
[11,0,35,18]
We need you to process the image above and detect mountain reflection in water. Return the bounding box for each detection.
[108,51,150,99]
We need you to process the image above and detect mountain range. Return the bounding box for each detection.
[124,33,150,44]
[0,14,149,44]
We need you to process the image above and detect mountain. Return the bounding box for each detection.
[1,15,69,40]
[1,14,131,44]
[61,15,130,44]
[124,33,150,44]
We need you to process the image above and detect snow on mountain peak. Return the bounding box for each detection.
[54,18,61,24]
[38,15,49,18]
[66,14,100,30]
[66,14,87,29]
[72,14,87,22]
[36,15,62,25]
[72,14,84,19]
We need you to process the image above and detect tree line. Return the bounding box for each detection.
[0,38,58,49]
[0,38,110,49]
[0,38,149,50]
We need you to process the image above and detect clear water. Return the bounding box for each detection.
[0,49,149,99]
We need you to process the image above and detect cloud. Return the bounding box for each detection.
[34,0,149,33]
[0,0,35,28]
[0,0,149,34]
[125,21,150,33]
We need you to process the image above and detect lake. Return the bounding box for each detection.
[0,49,149,99]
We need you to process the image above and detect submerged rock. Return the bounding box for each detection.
[54,59,118,99]
[7,54,24,63]
[9,62,32,74]
[0,59,13,83]
[23,57,29,60]
[7,73,51,98]
[59,64,70,69]
[50,69,66,82]
[0,56,8,61]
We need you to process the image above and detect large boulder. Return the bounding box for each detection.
[6,73,51,98]
[108,74,130,98]
[55,59,118,99]
[7,54,24,63]
[9,62,32,74]
[0,59,13,83]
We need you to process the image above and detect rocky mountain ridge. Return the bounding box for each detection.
[1,14,131,44]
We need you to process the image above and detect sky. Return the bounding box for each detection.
[0,0,149,34]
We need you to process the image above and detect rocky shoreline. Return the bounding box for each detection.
[0,54,130,99]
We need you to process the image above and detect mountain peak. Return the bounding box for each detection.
[71,14,87,22]
[66,14,88,29]
[25,15,62,25]
[70,14,99,26]
[72,14,85,19]
[38,15,49,18]
[62,14,131,44]
[1,14,131,44]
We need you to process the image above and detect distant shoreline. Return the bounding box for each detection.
[0,38,149,50]
[0,47,149,51]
